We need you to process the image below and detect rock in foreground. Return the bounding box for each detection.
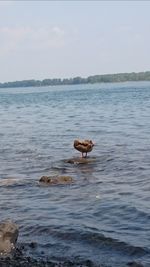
[0,221,18,254]
[39,175,73,185]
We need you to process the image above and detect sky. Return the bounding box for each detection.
[0,1,150,82]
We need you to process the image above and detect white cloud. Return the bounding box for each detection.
[0,26,66,56]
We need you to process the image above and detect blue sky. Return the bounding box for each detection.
[0,1,150,82]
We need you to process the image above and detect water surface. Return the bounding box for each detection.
[0,82,150,266]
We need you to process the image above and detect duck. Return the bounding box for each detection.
[74,139,95,158]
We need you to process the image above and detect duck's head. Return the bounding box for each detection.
[89,140,95,147]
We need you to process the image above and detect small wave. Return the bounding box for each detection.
[22,225,149,257]
[81,232,148,257]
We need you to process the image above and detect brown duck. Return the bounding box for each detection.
[74,139,95,158]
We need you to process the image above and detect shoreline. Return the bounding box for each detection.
[0,247,100,267]
[1,71,150,89]
[0,250,145,267]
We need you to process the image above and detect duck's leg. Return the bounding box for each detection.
[82,152,87,158]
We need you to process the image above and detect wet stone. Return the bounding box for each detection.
[127,261,144,267]
[0,221,19,254]
[66,157,96,164]
[39,175,73,185]
[29,242,37,249]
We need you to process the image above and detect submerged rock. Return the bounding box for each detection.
[0,221,19,254]
[127,261,144,267]
[0,179,21,187]
[39,175,73,185]
[66,157,96,164]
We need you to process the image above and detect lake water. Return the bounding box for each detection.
[0,82,150,266]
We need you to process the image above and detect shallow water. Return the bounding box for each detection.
[0,82,150,266]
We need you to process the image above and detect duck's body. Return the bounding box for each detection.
[74,139,94,158]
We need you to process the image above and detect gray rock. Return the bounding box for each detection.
[0,221,19,254]
[66,157,96,164]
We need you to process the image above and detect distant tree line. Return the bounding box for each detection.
[0,71,150,88]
